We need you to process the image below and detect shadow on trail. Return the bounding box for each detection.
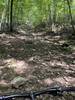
[0,32,75,97]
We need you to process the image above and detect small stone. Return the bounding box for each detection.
[10,76,27,88]
[66,69,74,73]
[73,60,75,64]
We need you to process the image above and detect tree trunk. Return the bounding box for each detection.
[0,0,9,32]
[53,0,56,24]
[9,0,13,32]
[66,0,75,33]
[51,0,57,32]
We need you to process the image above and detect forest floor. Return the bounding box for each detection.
[0,30,75,99]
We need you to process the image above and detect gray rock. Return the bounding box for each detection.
[10,76,27,88]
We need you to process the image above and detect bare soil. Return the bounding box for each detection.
[0,31,75,100]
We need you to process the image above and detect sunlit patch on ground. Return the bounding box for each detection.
[0,80,8,86]
[49,60,69,67]
[4,58,30,74]
[0,32,75,97]
[43,77,75,86]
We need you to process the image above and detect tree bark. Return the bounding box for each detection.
[0,0,9,31]
[66,0,75,33]
[51,0,57,32]
[9,0,13,32]
[53,0,56,24]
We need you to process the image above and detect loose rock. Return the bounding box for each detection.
[10,76,27,88]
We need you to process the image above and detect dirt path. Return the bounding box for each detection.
[0,32,75,99]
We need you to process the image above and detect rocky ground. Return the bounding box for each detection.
[0,30,75,100]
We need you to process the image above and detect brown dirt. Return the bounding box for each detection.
[0,31,75,99]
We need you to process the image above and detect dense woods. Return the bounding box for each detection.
[0,0,75,32]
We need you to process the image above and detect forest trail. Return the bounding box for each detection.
[0,31,75,99]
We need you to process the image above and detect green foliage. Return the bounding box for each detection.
[0,0,75,26]
[0,0,5,18]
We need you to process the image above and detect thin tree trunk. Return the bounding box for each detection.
[0,0,9,31]
[48,3,52,30]
[66,0,75,33]
[63,0,66,23]
[51,0,57,32]
[53,0,56,24]
[9,0,13,32]
[1,9,6,23]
